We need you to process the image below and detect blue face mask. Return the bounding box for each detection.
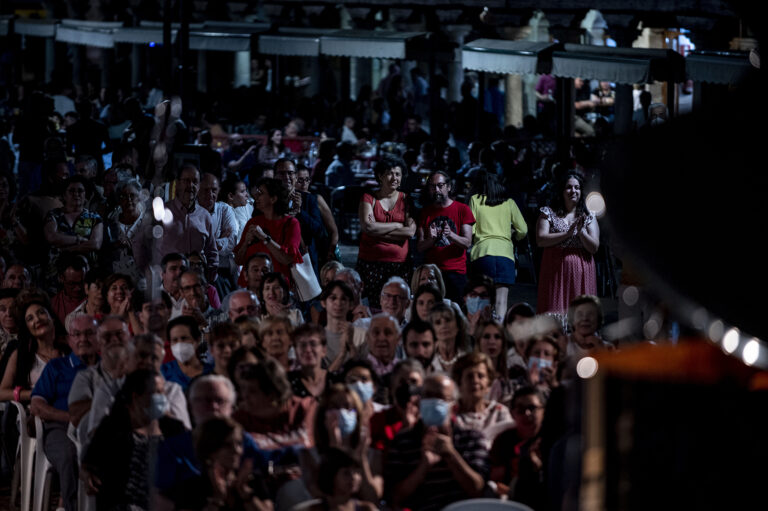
[420,398,451,427]
[147,393,169,421]
[466,297,490,315]
[348,381,374,404]
[337,408,358,437]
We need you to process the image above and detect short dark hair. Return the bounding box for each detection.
[320,280,354,302]
[401,319,436,346]
[317,448,361,496]
[341,358,381,388]
[101,273,134,313]
[259,272,290,305]
[210,322,241,346]
[0,288,20,301]
[194,417,243,465]
[63,174,90,191]
[254,177,290,216]
[373,156,407,184]
[238,357,292,406]
[246,252,272,269]
[56,253,88,274]
[463,274,496,307]
[161,252,187,271]
[131,289,172,312]
[167,315,202,343]
[292,323,327,346]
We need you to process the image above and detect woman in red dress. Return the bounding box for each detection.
[234,178,302,285]
[535,172,600,314]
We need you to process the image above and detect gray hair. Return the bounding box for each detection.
[336,268,363,294]
[424,372,458,400]
[189,374,237,407]
[369,312,401,334]
[381,276,411,299]
[223,289,259,312]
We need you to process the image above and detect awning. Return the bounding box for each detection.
[320,30,427,59]
[113,27,177,45]
[258,28,336,57]
[685,50,753,84]
[14,19,57,38]
[552,43,685,84]
[55,20,123,48]
[462,39,559,75]
[189,23,269,52]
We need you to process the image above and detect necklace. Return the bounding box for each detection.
[436,351,459,367]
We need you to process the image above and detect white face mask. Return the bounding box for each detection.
[171,342,196,363]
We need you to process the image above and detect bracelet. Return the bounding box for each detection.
[13,386,21,402]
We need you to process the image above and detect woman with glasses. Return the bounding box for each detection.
[357,157,416,309]
[43,175,104,283]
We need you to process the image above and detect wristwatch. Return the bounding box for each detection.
[264,234,272,245]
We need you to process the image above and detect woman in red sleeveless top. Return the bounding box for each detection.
[356,157,416,309]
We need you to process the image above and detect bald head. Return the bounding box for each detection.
[228,290,259,321]
[198,173,220,211]
[423,373,457,402]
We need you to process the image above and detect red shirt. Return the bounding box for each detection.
[358,192,410,262]
[419,200,475,274]
[235,215,302,285]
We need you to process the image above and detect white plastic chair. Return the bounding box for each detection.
[442,498,536,511]
[10,401,35,511]
[32,416,55,511]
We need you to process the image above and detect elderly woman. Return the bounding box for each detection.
[566,294,613,357]
[104,180,145,287]
[364,313,401,379]
[234,178,302,286]
[451,352,513,447]
[428,302,470,374]
[357,157,416,309]
[258,271,303,326]
[258,315,294,370]
[288,323,330,399]
[43,175,104,282]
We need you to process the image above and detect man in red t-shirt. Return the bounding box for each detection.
[417,171,475,301]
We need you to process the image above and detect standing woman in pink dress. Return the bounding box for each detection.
[535,172,599,313]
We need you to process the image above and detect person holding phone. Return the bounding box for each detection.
[524,334,561,393]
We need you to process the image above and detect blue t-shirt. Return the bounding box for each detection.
[31,353,89,412]
[161,359,214,392]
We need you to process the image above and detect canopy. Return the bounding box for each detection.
[189,23,269,52]
[55,20,122,48]
[462,39,559,75]
[320,30,427,59]
[258,28,336,57]
[113,27,177,45]
[552,43,685,84]
[685,50,753,84]
[14,19,57,38]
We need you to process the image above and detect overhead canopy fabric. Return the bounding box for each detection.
[685,51,752,84]
[320,30,426,59]
[258,28,336,57]
[552,43,685,84]
[113,27,177,45]
[462,39,559,75]
[14,19,57,38]
[189,23,268,52]
[55,21,123,48]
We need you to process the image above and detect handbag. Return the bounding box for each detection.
[282,221,322,301]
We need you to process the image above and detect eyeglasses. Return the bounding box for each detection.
[296,177,310,184]
[381,292,407,303]
[427,182,448,190]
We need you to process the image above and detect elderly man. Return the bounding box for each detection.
[134,165,219,284]
[2,264,31,289]
[30,315,100,511]
[355,277,411,330]
[171,270,222,332]
[386,373,488,511]
[365,313,402,379]
[227,289,260,321]
[68,315,132,428]
[198,173,238,295]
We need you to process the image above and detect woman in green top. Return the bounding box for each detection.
[469,170,528,316]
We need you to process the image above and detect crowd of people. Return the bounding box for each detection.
[0,74,618,511]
